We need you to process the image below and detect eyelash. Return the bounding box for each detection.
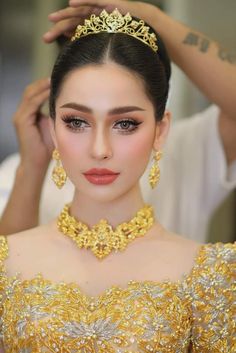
[62,117,88,131]
[114,119,142,134]
[61,116,142,134]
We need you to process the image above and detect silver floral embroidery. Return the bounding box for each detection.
[59,318,123,340]
[145,284,167,299]
[24,284,59,299]
[4,277,20,299]
[16,305,51,337]
[204,244,236,265]
[126,287,144,300]
[19,349,32,353]
[142,314,172,340]
[0,239,234,352]
[194,271,228,289]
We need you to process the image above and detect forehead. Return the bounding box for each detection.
[56,62,154,112]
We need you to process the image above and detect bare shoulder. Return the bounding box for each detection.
[3,221,65,278]
[164,231,202,266]
[161,230,201,253]
[149,223,201,253]
[5,222,58,262]
[145,224,203,277]
[162,232,202,273]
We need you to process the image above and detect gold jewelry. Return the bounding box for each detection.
[71,9,158,53]
[149,151,162,189]
[57,204,155,259]
[52,149,67,189]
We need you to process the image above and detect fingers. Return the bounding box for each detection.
[69,0,118,7]
[22,89,50,119]
[43,3,125,43]
[48,6,96,22]
[68,0,144,17]
[48,7,79,22]
[43,0,143,44]
[44,4,110,43]
[22,78,50,100]
[38,116,55,154]
[69,0,119,13]
[12,79,54,167]
[14,90,50,131]
[43,17,83,43]
[13,79,50,127]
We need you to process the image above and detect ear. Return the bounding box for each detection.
[153,110,171,151]
[49,118,58,149]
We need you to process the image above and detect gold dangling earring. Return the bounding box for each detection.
[149,151,162,189]
[52,149,67,189]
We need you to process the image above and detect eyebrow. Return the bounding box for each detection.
[60,103,146,115]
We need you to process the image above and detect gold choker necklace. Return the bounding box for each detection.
[57,205,155,259]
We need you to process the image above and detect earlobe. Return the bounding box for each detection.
[153,111,171,151]
[49,118,58,149]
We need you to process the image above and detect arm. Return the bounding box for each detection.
[0,79,53,234]
[43,0,236,118]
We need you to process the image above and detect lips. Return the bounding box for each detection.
[83,168,120,185]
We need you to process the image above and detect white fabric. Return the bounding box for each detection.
[0,105,235,242]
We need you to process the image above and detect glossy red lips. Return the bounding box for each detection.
[83,168,120,185]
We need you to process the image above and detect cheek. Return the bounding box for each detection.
[55,128,89,169]
[116,130,154,167]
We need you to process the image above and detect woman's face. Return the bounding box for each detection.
[52,61,169,202]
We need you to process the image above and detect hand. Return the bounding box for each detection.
[13,78,54,173]
[43,0,156,43]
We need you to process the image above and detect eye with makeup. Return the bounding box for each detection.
[62,116,90,131]
[113,118,142,134]
[61,115,142,134]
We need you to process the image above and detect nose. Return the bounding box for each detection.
[90,126,113,160]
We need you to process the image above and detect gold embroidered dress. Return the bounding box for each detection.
[0,236,235,353]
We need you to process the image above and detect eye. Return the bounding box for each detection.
[62,116,90,131]
[113,119,142,133]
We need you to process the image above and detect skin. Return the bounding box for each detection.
[0,61,200,353]
[0,79,53,234]
[4,62,200,298]
[1,0,236,235]
[51,62,168,225]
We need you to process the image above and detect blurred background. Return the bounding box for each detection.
[0,0,235,241]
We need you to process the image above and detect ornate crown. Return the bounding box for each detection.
[71,9,158,52]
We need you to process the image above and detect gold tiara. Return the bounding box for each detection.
[71,9,158,53]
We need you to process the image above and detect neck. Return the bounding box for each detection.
[70,183,146,227]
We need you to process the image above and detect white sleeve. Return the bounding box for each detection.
[167,105,236,240]
[142,105,236,243]
[0,154,20,216]
[171,105,236,206]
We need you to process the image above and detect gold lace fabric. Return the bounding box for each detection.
[0,236,235,353]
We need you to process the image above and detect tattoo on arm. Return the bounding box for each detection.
[183,32,236,65]
[200,38,211,53]
[183,32,199,46]
[218,48,236,64]
[183,32,210,52]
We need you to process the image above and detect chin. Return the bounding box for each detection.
[76,182,136,204]
[83,187,124,203]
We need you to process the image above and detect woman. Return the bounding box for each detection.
[2,1,236,242]
[0,9,235,352]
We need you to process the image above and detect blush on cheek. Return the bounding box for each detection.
[118,133,154,164]
[56,133,88,173]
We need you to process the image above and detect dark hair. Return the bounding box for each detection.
[55,34,69,50]
[49,28,171,121]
